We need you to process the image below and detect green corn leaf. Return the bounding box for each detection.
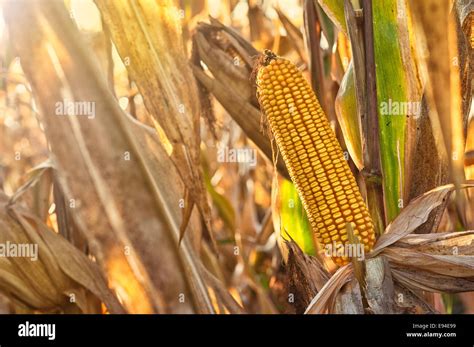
[277,179,316,255]
[335,62,364,171]
[316,0,347,35]
[372,0,409,222]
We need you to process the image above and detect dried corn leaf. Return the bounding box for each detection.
[4,0,215,313]
[392,267,474,293]
[127,116,225,313]
[333,256,397,314]
[200,267,244,314]
[0,293,11,314]
[285,240,329,313]
[9,160,53,205]
[276,8,306,63]
[364,257,396,314]
[202,158,236,233]
[304,183,474,311]
[11,208,124,313]
[248,3,273,50]
[454,0,473,135]
[304,0,331,115]
[383,247,474,278]
[406,98,449,234]
[372,184,458,254]
[193,20,290,179]
[95,0,212,236]
[410,0,469,226]
[9,160,54,223]
[305,264,353,314]
[333,278,364,314]
[396,231,474,255]
[133,127,241,313]
[394,283,437,313]
[0,193,123,313]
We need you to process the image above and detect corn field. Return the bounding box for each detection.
[0,0,473,316]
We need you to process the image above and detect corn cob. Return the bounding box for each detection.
[256,50,375,265]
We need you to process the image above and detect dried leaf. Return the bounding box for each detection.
[406,98,449,234]
[396,231,474,255]
[383,247,474,278]
[200,267,245,314]
[372,184,457,254]
[410,0,469,226]
[95,0,213,239]
[0,193,124,313]
[193,20,290,179]
[304,0,330,116]
[333,278,364,314]
[364,257,396,314]
[202,158,236,233]
[276,8,306,63]
[392,267,474,293]
[11,207,124,313]
[454,0,473,137]
[305,264,353,314]
[9,159,53,209]
[285,240,329,313]
[4,0,215,313]
[248,3,273,50]
[394,284,437,313]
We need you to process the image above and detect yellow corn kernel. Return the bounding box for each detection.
[256,50,375,266]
